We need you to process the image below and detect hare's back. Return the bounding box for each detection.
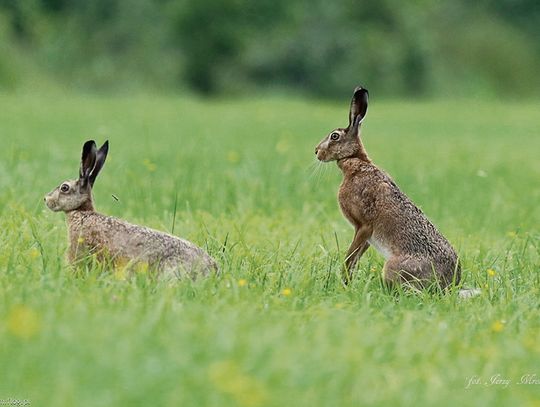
[379,182,457,259]
[85,213,215,268]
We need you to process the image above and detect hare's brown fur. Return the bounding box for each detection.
[45,140,217,278]
[66,210,217,278]
[316,87,460,289]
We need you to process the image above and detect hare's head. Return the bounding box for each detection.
[315,86,369,162]
[45,140,109,212]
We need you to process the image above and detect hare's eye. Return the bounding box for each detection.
[330,132,340,141]
[60,184,70,193]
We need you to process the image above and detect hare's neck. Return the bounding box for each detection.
[78,200,95,212]
[65,209,95,263]
[66,210,95,236]
[337,156,371,176]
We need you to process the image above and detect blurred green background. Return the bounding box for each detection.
[1,2,540,406]
[1,0,539,98]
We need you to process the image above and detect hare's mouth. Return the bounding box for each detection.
[44,197,61,212]
[316,151,331,162]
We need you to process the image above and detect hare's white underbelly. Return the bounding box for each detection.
[368,236,393,260]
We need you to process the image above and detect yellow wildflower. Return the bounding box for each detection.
[491,320,505,333]
[29,248,40,259]
[77,237,85,244]
[135,262,149,274]
[238,279,247,287]
[209,360,267,407]
[142,158,157,172]
[227,151,240,164]
[7,305,41,339]
[114,268,128,281]
[487,269,496,277]
[282,288,292,297]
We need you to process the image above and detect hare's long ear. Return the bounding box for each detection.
[79,140,97,187]
[349,86,369,129]
[88,140,109,187]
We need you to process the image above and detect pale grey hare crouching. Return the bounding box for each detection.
[44,140,218,278]
[315,86,460,290]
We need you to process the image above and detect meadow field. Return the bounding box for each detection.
[0,93,539,406]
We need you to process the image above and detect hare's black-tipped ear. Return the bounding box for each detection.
[88,140,109,187]
[349,86,369,129]
[79,140,97,186]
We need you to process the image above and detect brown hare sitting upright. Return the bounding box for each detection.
[45,140,218,278]
[315,86,460,290]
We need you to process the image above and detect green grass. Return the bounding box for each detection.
[0,93,539,406]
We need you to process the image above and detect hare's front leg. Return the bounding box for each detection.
[342,226,371,285]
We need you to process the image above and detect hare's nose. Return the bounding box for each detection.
[315,148,319,155]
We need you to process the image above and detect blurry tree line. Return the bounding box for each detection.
[0,0,539,97]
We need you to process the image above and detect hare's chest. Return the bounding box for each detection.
[338,182,371,226]
[367,235,393,260]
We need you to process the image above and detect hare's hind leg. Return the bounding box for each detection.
[382,255,434,289]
